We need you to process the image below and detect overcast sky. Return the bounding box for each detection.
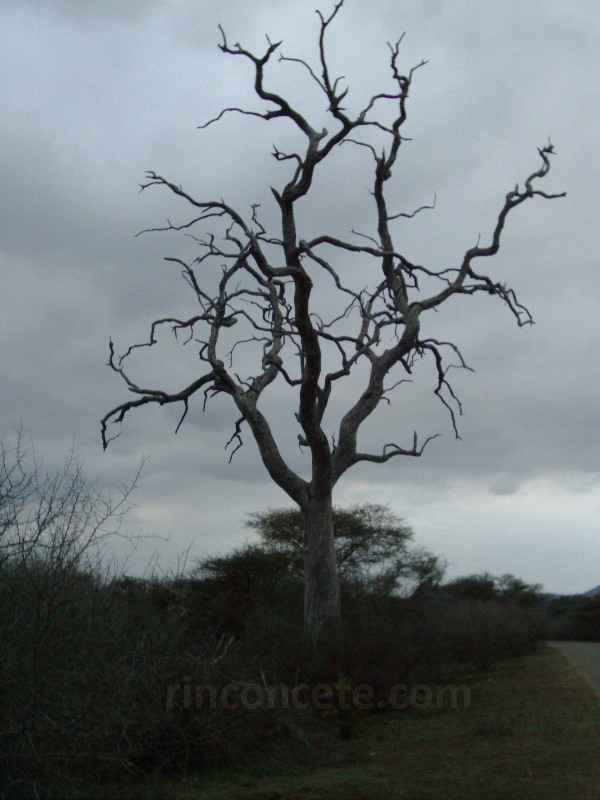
[1,0,598,593]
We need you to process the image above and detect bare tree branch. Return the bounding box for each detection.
[352,431,441,465]
[102,3,564,638]
[387,192,436,221]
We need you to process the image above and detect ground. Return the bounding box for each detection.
[550,641,600,693]
[93,646,599,800]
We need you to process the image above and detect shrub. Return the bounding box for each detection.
[245,504,445,595]
[445,572,543,606]
[0,438,302,798]
[547,594,600,642]
[0,435,550,795]
[446,598,548,669]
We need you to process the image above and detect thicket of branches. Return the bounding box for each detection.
[0,434,549,797]
[0,435,272,797]
[101,0,564,641]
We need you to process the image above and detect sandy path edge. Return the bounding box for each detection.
[548,641,600,694]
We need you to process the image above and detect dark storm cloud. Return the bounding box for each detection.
[1,0,598,593]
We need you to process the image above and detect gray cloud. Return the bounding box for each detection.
[1,0,598,594]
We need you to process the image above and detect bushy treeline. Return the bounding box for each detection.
[546,593,600,642]
[0,435,549,798]
[0,435,295,798]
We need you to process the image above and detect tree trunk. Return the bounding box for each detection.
[303,489,341,648]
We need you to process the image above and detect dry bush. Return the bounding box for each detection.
[547,594,600,642]
[0,435,550,797]
[440,597,548,670]
[0,438,301,799]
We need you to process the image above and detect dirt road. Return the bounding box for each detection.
[550,641,600,692]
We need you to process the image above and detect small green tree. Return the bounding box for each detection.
[445,573,498,602]
[245,503,444,595]
[445,572,542,605]
[190,504,442,637]
[496,573,543,605]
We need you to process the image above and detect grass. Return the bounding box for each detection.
[92,647,599,800]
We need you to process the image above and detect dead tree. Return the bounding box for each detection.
[102,2,564,646]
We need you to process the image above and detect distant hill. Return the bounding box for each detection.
[582,584,600,598]
[543,585,600,600]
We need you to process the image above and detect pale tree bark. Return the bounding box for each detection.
[101,1,564,648]
[302,489,339,643]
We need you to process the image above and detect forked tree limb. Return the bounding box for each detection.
[103,1,564,508]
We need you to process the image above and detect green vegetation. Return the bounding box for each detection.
[1,435,595,799]
[547,593,600,642]
[244,505,444,593]
[445,572,543,605]
[92,648,600,800]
